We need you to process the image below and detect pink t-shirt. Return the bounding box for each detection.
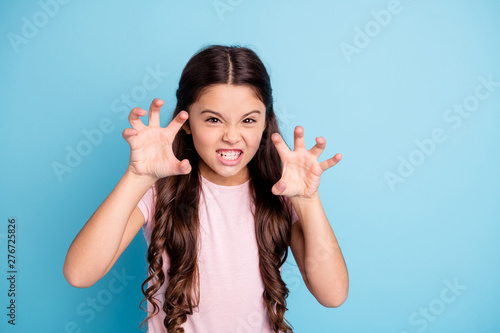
[137,175,298,333]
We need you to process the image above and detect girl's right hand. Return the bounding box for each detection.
[122,98,192,180]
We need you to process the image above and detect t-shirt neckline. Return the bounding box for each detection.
[200,174,250,190]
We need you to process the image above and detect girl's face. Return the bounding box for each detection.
[184,84,267,186]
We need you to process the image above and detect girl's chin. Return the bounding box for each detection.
[211,167,244,179]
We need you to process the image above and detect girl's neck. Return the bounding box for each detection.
[198,160,250,186]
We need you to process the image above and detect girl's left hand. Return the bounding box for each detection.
[271,126,342,199]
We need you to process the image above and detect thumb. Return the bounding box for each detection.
[178,159,192,175]
[271,180,286,196]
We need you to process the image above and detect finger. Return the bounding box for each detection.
[271,133,291,158]
[310,137,326,159]
[122,128,138,143]
[319,153,342,171]
[148,98,164,127]
[165,110,189,134]
[175,159,192,175]
[128,107,147,130]
[271,180,286,196]
[293,126,306,150]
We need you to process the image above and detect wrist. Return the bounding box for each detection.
[125,166,158,186]
[289,192,323,221]
[290,192,321,205]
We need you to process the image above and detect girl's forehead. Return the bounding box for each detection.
[198,83,260,101]
[191,84,265,114]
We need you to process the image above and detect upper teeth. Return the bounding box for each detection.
[218,150,241,160]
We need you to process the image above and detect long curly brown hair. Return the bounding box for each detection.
[139,44,295,332]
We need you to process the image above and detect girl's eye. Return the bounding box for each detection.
[206,117,220,123]
[243,118,256,124]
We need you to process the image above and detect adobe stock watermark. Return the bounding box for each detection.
[281,225,343,296]
[236,233,342,332]
[275,105,296,130]
[213,0,243,21]
[400,277,466,333]
[235,264,301,333]
[6,0,73,54]
[57,267,136,333]
[339,0,403,63]
[385,74,499,192]
[51,65,169,182]
[110,65,170,120]
[177,203,314,295]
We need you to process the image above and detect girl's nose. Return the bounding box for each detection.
[222,126,241,144]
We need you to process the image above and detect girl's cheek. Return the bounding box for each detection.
[204,130,224,142]
[243,133,264,147]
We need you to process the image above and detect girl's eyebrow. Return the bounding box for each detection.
[200,109,261,120]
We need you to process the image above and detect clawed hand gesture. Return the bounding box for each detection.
[123,99,341,191]
[122,98,191,180]
[271,126,342,199]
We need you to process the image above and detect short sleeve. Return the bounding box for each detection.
[137,183,157,228]
[282,196,299,225]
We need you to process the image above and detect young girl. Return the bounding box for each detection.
[63,45,348,333]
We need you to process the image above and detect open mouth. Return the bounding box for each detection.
[216,149,243,161]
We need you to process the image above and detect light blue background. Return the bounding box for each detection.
[1,0,499,332]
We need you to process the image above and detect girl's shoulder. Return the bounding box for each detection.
[137,182,157,227]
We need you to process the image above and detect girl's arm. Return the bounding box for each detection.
[63,169,155,288]
[271,126,348,307]
[289,195,348,308]
[64,99,191,288]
